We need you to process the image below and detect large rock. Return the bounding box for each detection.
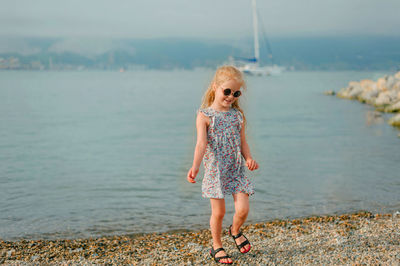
[388,113,400,127]
[385,100,400,113]
[359,79,375,90]
[386,75,396,91]
[337,81,364,99]
[337,88,350,98]
[377,77,388,91]
[374,90,398,107]
[347,82,364,99]
[358,82,379,104]
[394,80,400,91]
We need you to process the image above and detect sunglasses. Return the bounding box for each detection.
[223,88,241,98]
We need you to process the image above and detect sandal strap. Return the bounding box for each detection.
[231,231,243,239]
[211,247,232,263]
[211,247,225,256]
[237,239,250,249]
[215,255,231,261]
[229,225,243,239]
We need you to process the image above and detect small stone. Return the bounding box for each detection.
[7,249,15,257]
[324,90,336,95]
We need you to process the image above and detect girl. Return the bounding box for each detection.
[187,65,259,264]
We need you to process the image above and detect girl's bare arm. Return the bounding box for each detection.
[240,123,252,161]
[240,123,259,171]
[187,112,208,183]
[192,112,208,169]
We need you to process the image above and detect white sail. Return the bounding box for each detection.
[229,0,285,76]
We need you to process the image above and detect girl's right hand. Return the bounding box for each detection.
[187,167,199,183]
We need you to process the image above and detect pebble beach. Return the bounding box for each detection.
[1,211,399,265]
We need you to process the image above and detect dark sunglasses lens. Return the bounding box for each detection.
[223,88,231,96]
[233,91,241,97]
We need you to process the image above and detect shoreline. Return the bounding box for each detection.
[1,211,399,265]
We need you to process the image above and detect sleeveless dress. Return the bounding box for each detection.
[198,106,255,198]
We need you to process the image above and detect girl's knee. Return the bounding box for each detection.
[235,206,249,219]
[210,198,226,220]
[211,209,225,220]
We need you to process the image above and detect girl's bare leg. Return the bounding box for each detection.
[231,192,251,252]
[210,198,232,263]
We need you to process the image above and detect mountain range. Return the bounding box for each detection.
[1,36,399,71]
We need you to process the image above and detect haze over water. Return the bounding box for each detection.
[0,69,399,240]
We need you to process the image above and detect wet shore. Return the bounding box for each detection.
[1,211,399,265]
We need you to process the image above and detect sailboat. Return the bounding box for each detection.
[229,0,285,76]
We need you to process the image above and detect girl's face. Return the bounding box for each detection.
[213,79,242,109]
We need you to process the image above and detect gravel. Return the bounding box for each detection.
[1,211,399,265]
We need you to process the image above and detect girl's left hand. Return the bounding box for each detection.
[246,158,259,171]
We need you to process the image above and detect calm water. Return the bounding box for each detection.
[0,69,399,240]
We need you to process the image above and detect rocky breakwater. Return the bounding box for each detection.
[335,71,400,128]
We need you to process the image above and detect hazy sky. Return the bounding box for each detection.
[2,0,400,39]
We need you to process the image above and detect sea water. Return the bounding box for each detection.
[0,69,399,240]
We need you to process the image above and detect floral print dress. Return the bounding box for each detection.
[198,107,254,198]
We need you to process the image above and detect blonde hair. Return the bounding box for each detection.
[201,65,247,127]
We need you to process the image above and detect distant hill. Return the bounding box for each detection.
[267,36,400,71]
[0,36,399,71]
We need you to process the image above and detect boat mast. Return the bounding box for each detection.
[252,0,260,64]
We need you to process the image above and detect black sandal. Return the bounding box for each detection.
[229,225,251,253]
[210,247,233,264]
